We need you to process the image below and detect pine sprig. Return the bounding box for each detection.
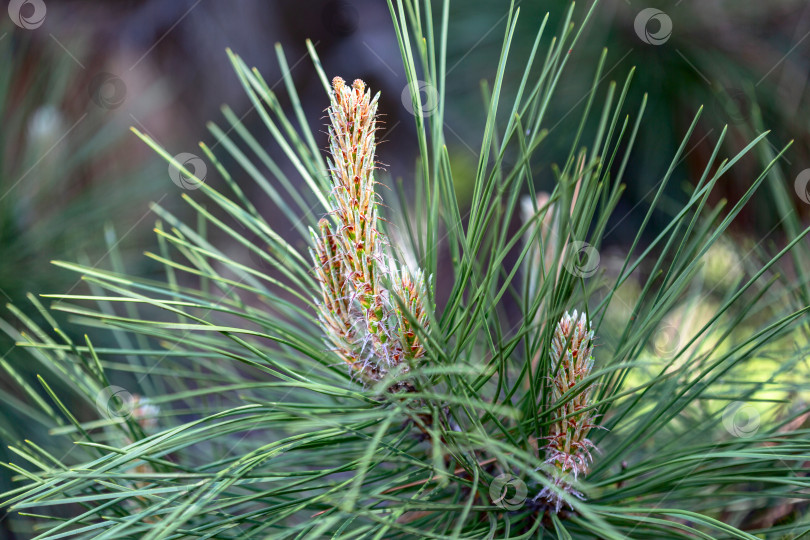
[537,310,602,512]
[310,77,431,387]
[0,1,809,538]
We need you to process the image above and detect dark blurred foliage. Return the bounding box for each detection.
[1,0,808,535]
[0,23,160,310]
[442,0,810,242]
[9,0,807,256]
